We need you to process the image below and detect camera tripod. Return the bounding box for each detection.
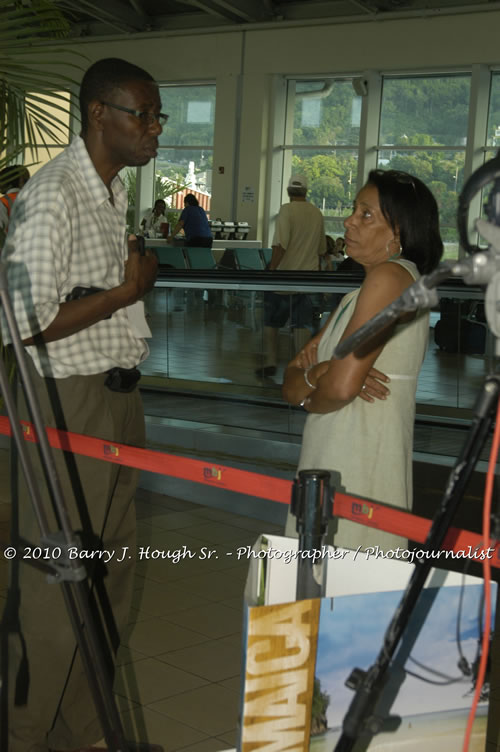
[0,261,132,751]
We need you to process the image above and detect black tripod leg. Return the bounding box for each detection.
[348,569,448,752]
[334,373,500,752]
[425,374,500,553]
[0,268,131,751]
[0,408,24,750]
[60,579,129,751]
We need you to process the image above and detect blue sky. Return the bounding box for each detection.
[315,584,495,727]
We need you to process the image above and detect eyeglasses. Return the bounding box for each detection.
[101,101,169,127]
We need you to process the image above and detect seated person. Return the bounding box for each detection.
[169,193,212,248]
[141,198,168,237]
[322,235,346,270]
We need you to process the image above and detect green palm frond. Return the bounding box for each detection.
[0,0,86,171]
[0,0,87,407]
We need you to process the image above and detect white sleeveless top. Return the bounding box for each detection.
[286,259,429,551]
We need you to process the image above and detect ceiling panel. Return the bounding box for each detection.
[55,0,500,37]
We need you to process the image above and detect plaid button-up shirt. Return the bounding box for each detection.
[1,136,148,378]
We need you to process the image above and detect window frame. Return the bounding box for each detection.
[271,66,496,258]
[134,80,216,230]
[275,74,364,239]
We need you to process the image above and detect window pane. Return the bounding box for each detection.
[159,85,216,147]
[29,145,67,174]
[377,148,464,223]
[379,75,470,146]
[120,167,137,233]
[291,79,361,146]
[290,149,358,217]
[377,148,462,259]
[155,148,212,195]
[323,216,349,238]
[478,151,499,244]
[487,73,500,147]
[480,150,497,219]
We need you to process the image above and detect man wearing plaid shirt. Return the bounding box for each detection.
[2,59,163,752]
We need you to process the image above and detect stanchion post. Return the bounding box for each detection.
[291,469,332,600]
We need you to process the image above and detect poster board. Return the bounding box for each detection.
[239,535,495,751]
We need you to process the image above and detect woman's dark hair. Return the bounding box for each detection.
[184,193,199,207]
[79,58,155,135]
[367,169,443,274]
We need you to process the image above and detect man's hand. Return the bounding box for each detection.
[123,244,158,303]
[269,244,286,270]
[21,238,159,346]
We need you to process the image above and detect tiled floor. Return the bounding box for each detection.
[117,484,267,750]
[0,449,283,752]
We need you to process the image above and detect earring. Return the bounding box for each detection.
[386,238,402,260]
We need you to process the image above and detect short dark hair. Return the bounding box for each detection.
[287,186,307,198]
[0,166,30,193]
[79,58,155,135]
[184,193,199,207]
[367,169,443,274]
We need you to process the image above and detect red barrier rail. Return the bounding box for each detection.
[0,415,497,566]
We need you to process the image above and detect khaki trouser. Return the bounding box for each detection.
[5,360,144,752]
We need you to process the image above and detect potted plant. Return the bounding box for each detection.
[0,0,83,400]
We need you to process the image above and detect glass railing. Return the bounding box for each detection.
[141,268,489,433]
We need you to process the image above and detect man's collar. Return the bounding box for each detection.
[71,135,126,208]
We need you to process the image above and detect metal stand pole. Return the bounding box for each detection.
[291,469,331,600]
[333,372,500,752]
[0,263,130,751]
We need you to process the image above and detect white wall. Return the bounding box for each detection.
[46,10,500,242]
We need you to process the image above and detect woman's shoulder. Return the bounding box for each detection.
[365,259,415,283]
[390,257,419,280]
[359,260,415,304]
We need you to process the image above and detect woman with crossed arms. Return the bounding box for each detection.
[283,169,443,551]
